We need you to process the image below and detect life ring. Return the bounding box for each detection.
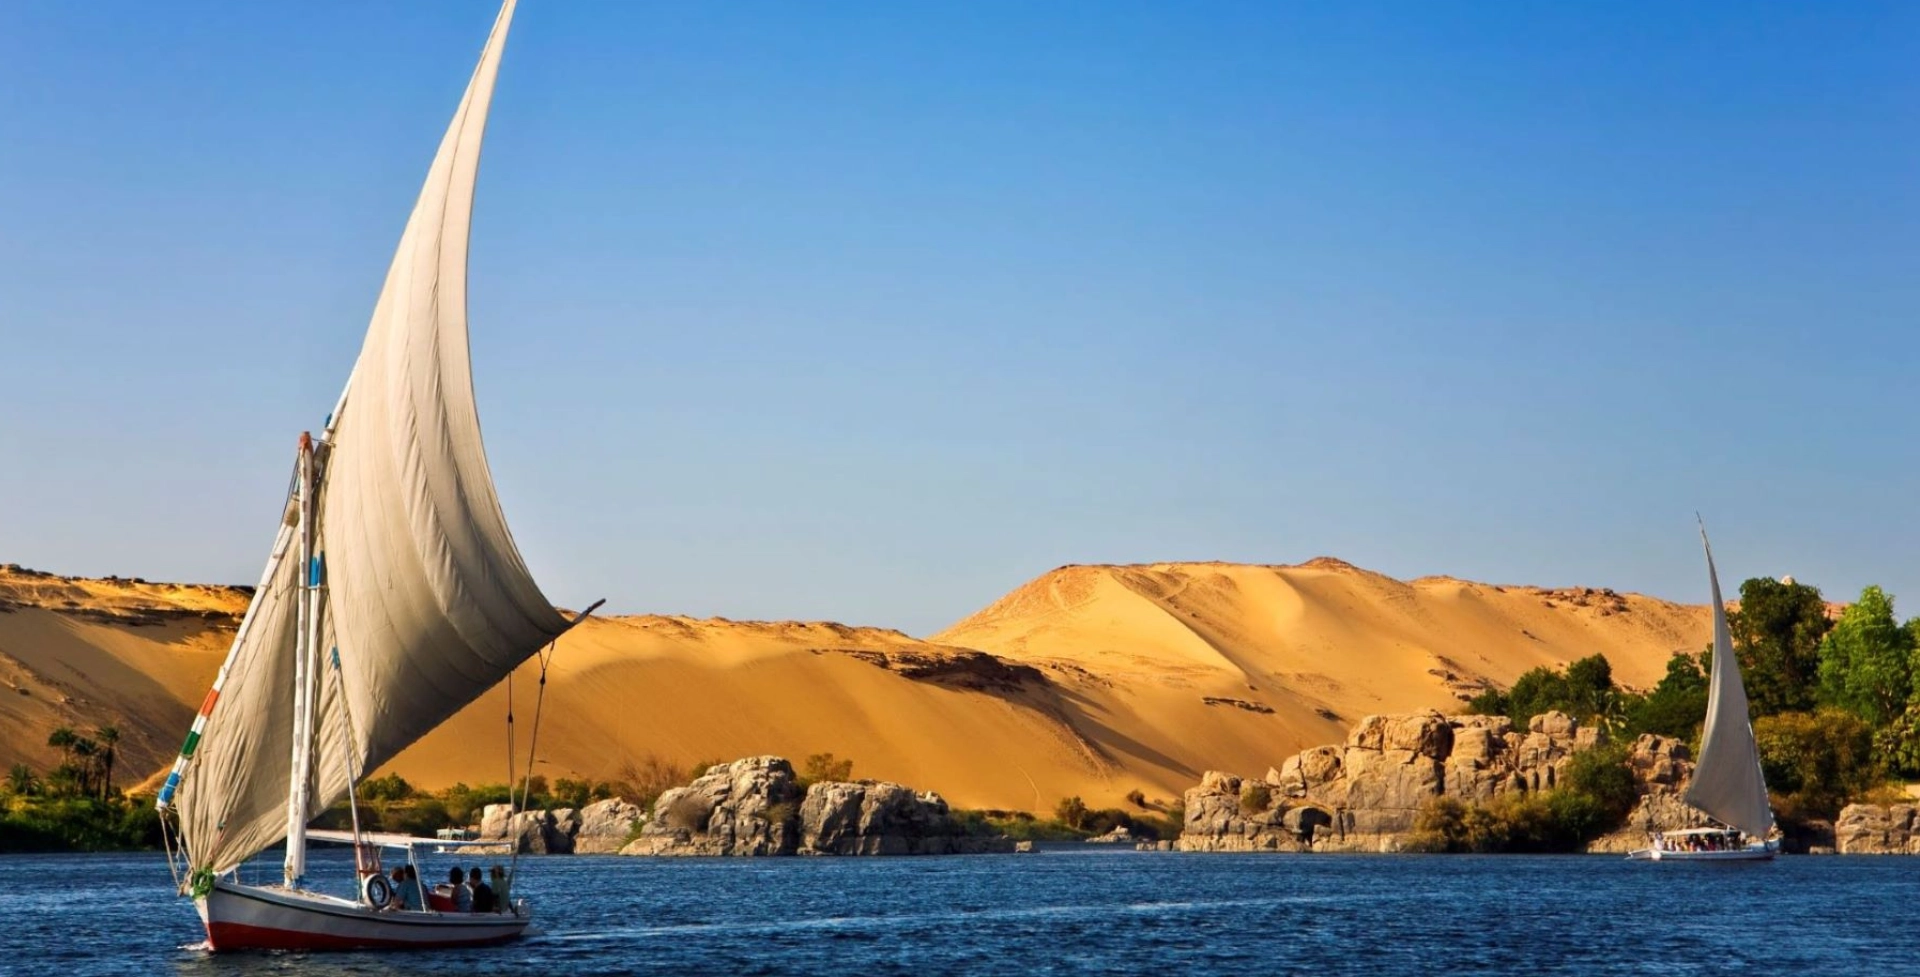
[362,873,393,910]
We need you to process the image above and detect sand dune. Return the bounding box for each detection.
[0,566,249,782]
[393,616,1109,812]
[0,559,1711,812]
[933,560,1709,804]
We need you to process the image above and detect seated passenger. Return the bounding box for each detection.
[468,867,496,913]
[490,865,509,911]
[448,865,472,912]
[407,866,430,909]
[388,866,413,910]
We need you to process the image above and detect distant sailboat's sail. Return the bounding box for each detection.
[1682,529,1774,838]
[175,0,566,876]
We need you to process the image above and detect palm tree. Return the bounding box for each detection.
[47,726,76,761]
[96,726,119,800]
[71,737,99,799]
[6,763,35,796]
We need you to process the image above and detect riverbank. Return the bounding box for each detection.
[0,795,161,852]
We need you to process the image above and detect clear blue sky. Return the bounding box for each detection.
[1,2,1913,636]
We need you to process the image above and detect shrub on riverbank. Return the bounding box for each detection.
[1405,793,1586,853]
[1405,743,1638,853]
[0,795,163,852]
[955,802,1183,843]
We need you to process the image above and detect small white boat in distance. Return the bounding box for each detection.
[1626,827,1773,861]
[1627,526,1778,862]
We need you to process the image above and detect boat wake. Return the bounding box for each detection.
[543,893,1353,943]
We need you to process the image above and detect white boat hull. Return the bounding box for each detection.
[1625,842,1777,861]
[196,879,530,951]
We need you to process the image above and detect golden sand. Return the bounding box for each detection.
[0,560,1708,811]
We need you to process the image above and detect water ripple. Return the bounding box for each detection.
[2,849,1914,976]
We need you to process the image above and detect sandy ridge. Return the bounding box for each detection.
[0,559,1709,811]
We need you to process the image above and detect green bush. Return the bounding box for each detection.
[1755,709,1878,820]
[949,804,1173,842]
[1129,807,1184,841]
[1561,742,1637,822]
[0,796,163,852]
[1404,797,1469,852]
[440,783,515,827]
[1467,654,1620,731]
[960,810,1083,842]
[614,755,718,815]
[551,778,592,809]
[1873,704,1920,779]
[359,773,414,801]
[383,798,451,837]
[1405,776,1629,855]
[802,753,854,785]
[1620,653,1709,742]
[1053,795,1088,831]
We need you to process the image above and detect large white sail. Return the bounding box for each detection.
[1681,530,1774,838]
[174,0,567,876]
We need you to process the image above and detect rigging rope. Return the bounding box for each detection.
[159,811,184,893]
[505,672,516,815]
[506,638,558,901]
[327,642,371,871]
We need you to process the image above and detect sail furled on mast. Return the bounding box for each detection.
[1682,530,1774,838]
[176,0,567,876]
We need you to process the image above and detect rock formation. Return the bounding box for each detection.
[1834,804,1920,854]
[623,756,804,856]
[476,796,645,855]
[620,756,1014,856]
[800,778,1007,855]
[574,798,648,854]
[1174,709,1899,854]
[1585,735,1713,853]
[478,804,577,854]
[1178,710,1599,852]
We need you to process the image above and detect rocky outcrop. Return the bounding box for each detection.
[1178,710,1596,853]
[1586,735,1710,853]
[474,797,645,855]
[478,804,579,854]
[1179,711,1911,855]
[829,648,1044,694]
[800,779,1009,855]
[574,798,647,854]
[1835,805,1920,855]
[622,756,804,856]
[619,755,1014,856]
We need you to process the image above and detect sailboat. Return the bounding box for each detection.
[1627,526,1778,861]
[153,0,590,949]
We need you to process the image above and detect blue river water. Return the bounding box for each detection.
[3,846,1915,976]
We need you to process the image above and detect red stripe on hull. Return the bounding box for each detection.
[205,920,524,952]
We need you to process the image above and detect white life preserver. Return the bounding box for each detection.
[362,873,393,910]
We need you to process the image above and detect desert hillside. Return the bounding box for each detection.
[933,559,1710,804]
[0,565,251,782]
[0,559,1711,812]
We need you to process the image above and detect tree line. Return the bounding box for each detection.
[1468,576,1919,822]
[8,725,121,802]
[1,725,158,851]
